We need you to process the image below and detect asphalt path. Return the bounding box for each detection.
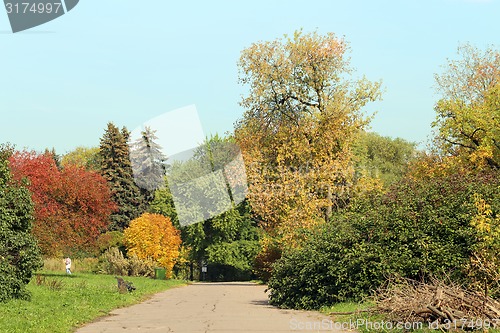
[75,282,344,333]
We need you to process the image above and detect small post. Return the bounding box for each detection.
[201,265,207,281]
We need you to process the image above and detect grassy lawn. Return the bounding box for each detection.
[0,271,187,333]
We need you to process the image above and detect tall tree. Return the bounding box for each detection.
[235,30,381,239]
[0,150,42,302]
[433,43,500,169]
[99,123,145,231]
[129,126,167,202]
[9,151,116,256]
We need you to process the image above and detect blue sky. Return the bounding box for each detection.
[1,0,498,153]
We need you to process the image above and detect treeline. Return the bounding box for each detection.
[1,30,498,307]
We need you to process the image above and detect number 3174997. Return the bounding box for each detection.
[5,2,62,14]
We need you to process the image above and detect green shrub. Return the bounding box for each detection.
[0,157,42,302]
[267,170,500,310]
[268,221,387,309]
[96,231,124,254]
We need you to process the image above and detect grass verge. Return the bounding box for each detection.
[321,302,500,332]
[321,302,427,333]
[0,271,187,333]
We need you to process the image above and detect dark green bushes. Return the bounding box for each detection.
[267,170,500,309]
[268,221,387,309]
[0,157,42,302]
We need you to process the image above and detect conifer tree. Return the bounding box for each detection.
[129,126,167,202]
[99,123,145,231]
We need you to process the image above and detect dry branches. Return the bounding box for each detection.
[375,277,500,330]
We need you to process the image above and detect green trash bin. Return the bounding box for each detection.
[155,268,166,280]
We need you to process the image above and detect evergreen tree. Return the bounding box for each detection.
[0,146,42,302]
[129,126,167,202]
[99,123,145,231]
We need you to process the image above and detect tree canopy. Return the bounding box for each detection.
[433,44,500,169]
[235,30,382,240]
[9,151,116,256]
[123,213,181,278]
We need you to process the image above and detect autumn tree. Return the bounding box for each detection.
[9,151,116,256]
[434,44,500,169]
[123,213,181,278]
[99,123,145,231]
[235,30,381,239]
[0,149,42,302]
[129,126,167,202]
[61,146,102,171]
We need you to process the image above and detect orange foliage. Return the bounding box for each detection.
[9,151,116,256]
[123,213,181,278]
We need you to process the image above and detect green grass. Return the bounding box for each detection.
[321,301,422,333]
[0,271,187,333]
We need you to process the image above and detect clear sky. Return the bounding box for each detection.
[1,0,499,154]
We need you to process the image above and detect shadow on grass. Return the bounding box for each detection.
[35,271,78,278]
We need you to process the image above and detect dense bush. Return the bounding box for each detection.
[0,157,42,302]
[268,221,387,309]
[96,231,124,254]
[268,169,500,310]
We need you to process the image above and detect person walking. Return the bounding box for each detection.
[64,256,72,274]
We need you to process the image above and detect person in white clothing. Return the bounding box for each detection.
[64,257,72,274]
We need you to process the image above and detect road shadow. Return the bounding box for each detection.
[192,282,262,287]
[249,299,270,306]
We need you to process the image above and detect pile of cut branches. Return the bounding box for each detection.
[374,277,500,330]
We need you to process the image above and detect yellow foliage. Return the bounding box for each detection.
[352,174,386,199]
[236,31,381,241]
[467,192,500,289]
[123,213,181,278]
[471,193,500,243]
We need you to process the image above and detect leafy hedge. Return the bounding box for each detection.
[0,157,42,302]
[268,170,500,310]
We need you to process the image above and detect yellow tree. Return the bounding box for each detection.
[434,44,500,170]
[124,213,181,278]
[235,30,382,241]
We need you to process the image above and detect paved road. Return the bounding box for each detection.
[76,282,343,333]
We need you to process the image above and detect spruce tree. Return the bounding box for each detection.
[129,126,167,202]
[99,123,145,231]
